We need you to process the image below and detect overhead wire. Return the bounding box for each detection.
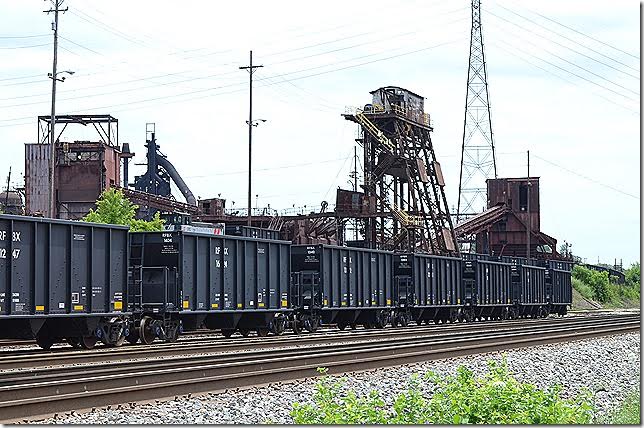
[499,1,638,59]
[484,14,638,99]
[485,8,638,81]
[532,153,638,200]
[490,4,639,73]
[489,40,639,115]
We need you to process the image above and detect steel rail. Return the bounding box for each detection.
[0,315,638,423]
[0,313,634,370]
[3,316,636,383]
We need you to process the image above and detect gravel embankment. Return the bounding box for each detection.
[35,332,640,424]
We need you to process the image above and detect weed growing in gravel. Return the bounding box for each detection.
[600,388,640,425]
[291,359,595,424]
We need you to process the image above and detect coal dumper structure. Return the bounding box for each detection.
[341,87,457,255]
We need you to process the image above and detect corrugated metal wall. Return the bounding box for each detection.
[24,144,51,215]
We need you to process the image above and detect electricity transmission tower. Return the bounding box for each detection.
[457,0,497,222]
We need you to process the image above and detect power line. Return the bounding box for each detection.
[533,153,638,200]
[499,1,639,59]
[489,40,638,115]
[491,5,639,73]
[0,42,51,49]
[490,36,637,103]
[485,8,638,80]
[0,34,49,39]
[484,16,638,98]
[0,36,464,126]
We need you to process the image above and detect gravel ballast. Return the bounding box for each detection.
[36,332,640,424]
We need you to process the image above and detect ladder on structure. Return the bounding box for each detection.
[354,110,396,153]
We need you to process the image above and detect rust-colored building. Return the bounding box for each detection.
[25,141,121,220]
[477,177,557,258]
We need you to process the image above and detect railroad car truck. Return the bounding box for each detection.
[127,230,292,344]
[0,214,129,349]
[461,257,512,321]
[290,244,393,331]
[393,253,463,325]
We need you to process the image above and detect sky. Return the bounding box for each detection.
[0,0,640,266]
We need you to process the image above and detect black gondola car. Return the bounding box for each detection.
[546,267,572,315]
[290,244,393,330]
[462,258,512,320]
[225,225,280,241]
[129,230,292,342]
[0,214,129,349]
[510,263,548,317]
[393,253,463,324]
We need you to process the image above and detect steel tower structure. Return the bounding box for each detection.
[457,0,497,221]
[343,87,457,255]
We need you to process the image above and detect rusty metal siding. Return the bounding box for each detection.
[24,144,50,215]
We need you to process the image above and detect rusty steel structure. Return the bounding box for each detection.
[454,177,564,260]
[342,86,457,255]
[26,115,121,219]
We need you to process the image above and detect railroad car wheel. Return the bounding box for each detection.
[139,317,156,345]
[126,330,140,344]
[66,337,81,348]
[350,323,357,330]
[239,329,251,337]
[303,317,318,333]
[292,321,302,335]
[110,334,126,347]
[398,315,408,328]
[256,327,270,337]
[36,335,54,350]
[221,329,235,338]
[80,336,98,350]
[337,322,347,331]
[165,327,179,343]
[270,316,286,336]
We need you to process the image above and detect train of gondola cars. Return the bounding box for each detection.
[0,214,572,349]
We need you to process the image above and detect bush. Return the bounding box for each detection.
[83,188,164,231]
[572,265,612,303]
[291,360,594,424]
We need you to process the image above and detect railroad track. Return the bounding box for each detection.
[0,313,638,423]
[0,313,628,369]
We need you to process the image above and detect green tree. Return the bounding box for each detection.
[625,262,640,288]
[83,188,164,231]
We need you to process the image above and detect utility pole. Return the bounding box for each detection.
[352,145,358,241]
[44,0,68,218]
[239,50,263,226]
[4,167,11,209]
[526,150,531,261]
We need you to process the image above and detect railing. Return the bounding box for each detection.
[346,104,431,127]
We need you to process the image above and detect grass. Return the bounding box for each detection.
[572,277,595,301]
[602,389,640,424]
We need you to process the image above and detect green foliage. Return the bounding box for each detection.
[601,389,640,424]
[82,188,164,232]
[572,264,640,307]
[572,265,612,303]
[291,358,595,424]
[625,262,641,288]
[572,277,595,301]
